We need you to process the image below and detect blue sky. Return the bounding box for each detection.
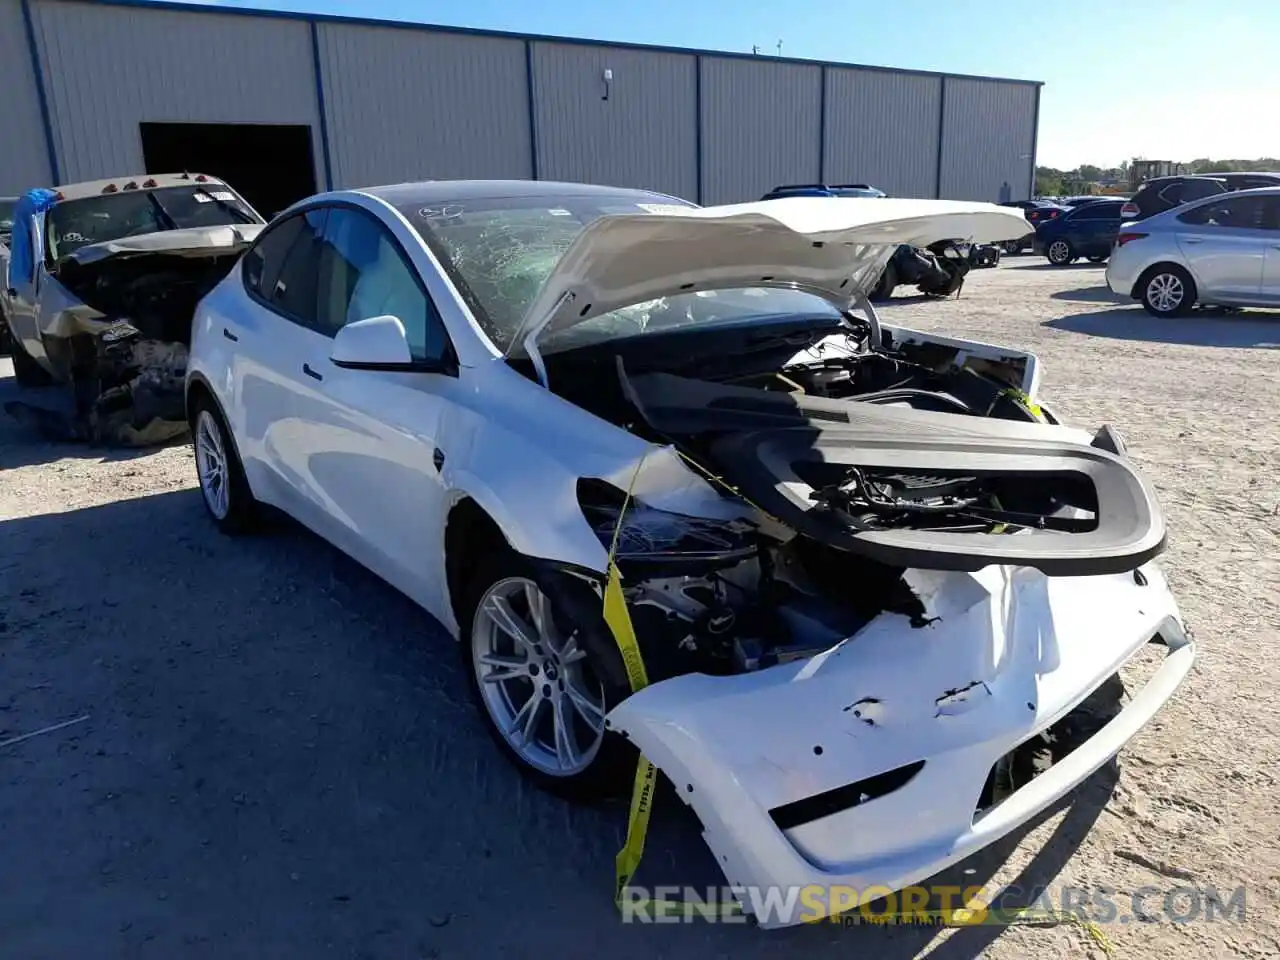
[186,0,1279,168]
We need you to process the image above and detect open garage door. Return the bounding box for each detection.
[140,122,318,219]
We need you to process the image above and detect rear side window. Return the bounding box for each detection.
[242,215,304,297]
[1177,196,1272,229]
[1071,203,1122,220]
[1180,179,1226,203]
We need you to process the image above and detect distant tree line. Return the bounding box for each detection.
[1034,158,1280,196]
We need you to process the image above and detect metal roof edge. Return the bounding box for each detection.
[69,0,1044,87]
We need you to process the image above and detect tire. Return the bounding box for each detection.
[1046,239,1075,266]
[1086,255,1108,264]
[191,397,258,533]
[460,546,634,802]
[868,261,897,302]
[1140,264,1196,317]
[9,335,54,387]
[1001,240,1020,256]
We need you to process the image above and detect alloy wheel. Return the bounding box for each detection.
[1048,240,1071,264]
[471,576,607,777]
[1146,273,1184,314]
[195,410,231,520]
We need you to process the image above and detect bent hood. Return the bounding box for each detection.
[62,223,265,266]
[506,197,1031,358]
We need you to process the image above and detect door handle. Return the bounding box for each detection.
[302,363,323,382]
[222,327,239,342]
[1183,238,1203,244]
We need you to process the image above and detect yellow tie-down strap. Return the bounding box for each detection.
[598,448,1114,953]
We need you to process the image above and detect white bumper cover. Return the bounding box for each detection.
[607,562,1194,927]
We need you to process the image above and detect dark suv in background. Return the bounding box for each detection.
[760,183,887,200]
[1121,175,1227,220]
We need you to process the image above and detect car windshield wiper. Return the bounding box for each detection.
[145,191,180,231]
[194,188,255,224]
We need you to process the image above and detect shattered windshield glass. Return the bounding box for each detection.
[45,186,259,261]
[402,194,840,354]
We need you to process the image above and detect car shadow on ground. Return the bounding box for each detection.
[1014,263,1105,272]
[0,488,1118,958]
[1045,307,1280,349]
[1050,286,1128,305]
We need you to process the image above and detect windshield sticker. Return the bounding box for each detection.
[193,194,213,203]
[636,203,690,215]
[418,204,465,221]
[210,191,234,201]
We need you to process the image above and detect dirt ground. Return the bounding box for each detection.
[1,259,1277,959]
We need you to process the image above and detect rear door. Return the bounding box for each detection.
[1257,197,1280,301]
[1174,195,1271,300]
[1066,202,1123,254]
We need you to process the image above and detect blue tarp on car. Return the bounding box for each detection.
[6,187,58,288]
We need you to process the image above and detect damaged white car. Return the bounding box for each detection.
[184,181,1195,926]
[3,173,263,444]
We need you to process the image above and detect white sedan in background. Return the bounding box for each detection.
[184,180,1194,927]
[1107,186,1280,316]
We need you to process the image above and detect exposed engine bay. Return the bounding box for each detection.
[6,252,240,445]
[528,303,1166,684]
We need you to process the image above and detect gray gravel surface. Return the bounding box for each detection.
[1,259,1277,959]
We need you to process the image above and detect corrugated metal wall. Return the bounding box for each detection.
[0,0,53,192]
[823,69,941,199]
[27,0,325,187]
[7,1,1040,205]
[699,57,823,205]
[531,43,697,200]
[318,24,531,188]
[939,78,1037,203]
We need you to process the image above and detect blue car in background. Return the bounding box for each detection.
[1034,197,1127,265]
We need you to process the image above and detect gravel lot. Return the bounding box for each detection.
[1,259,1277,959]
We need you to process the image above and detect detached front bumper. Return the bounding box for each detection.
[607,563,1194,927]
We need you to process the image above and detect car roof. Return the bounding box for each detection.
[52,172,229,201]
[1137,174,1225,189]
[361,179,687,207]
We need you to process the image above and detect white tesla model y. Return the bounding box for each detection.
[184,180,1195,927]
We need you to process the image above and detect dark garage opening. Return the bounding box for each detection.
[139,122,318,219]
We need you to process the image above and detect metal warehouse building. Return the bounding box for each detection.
[1,0,1041,216]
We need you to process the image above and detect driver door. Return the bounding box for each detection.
[268,203,459,617]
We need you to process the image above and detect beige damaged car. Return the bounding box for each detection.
[2,173,264,444]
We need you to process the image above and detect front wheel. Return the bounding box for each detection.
[1046,239,1075,265]
[1140,265,1196,317]
[9,335,54,387]
[869,261,897,302]
[462,549,632,801]
[192,400,258,533]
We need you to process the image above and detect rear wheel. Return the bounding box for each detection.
[1046,239,1075,265]
[1140,265,1195,317]
[192,398,258,533]
[1086,254,1108,263]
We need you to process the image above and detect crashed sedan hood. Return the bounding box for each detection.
[506,197,1030,358]
[63,223,265,266]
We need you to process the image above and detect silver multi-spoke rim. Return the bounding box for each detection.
[471,576,606,777]
[1147,273,1184,313]
[1049,240,1070,263]
[195,410,231,520]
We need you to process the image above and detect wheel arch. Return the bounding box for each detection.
[443,494,512,641]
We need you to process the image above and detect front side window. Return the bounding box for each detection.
[314,206,450,364]
[45,184,260,261]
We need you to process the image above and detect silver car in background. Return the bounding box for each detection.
[1107,187,1280,316]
